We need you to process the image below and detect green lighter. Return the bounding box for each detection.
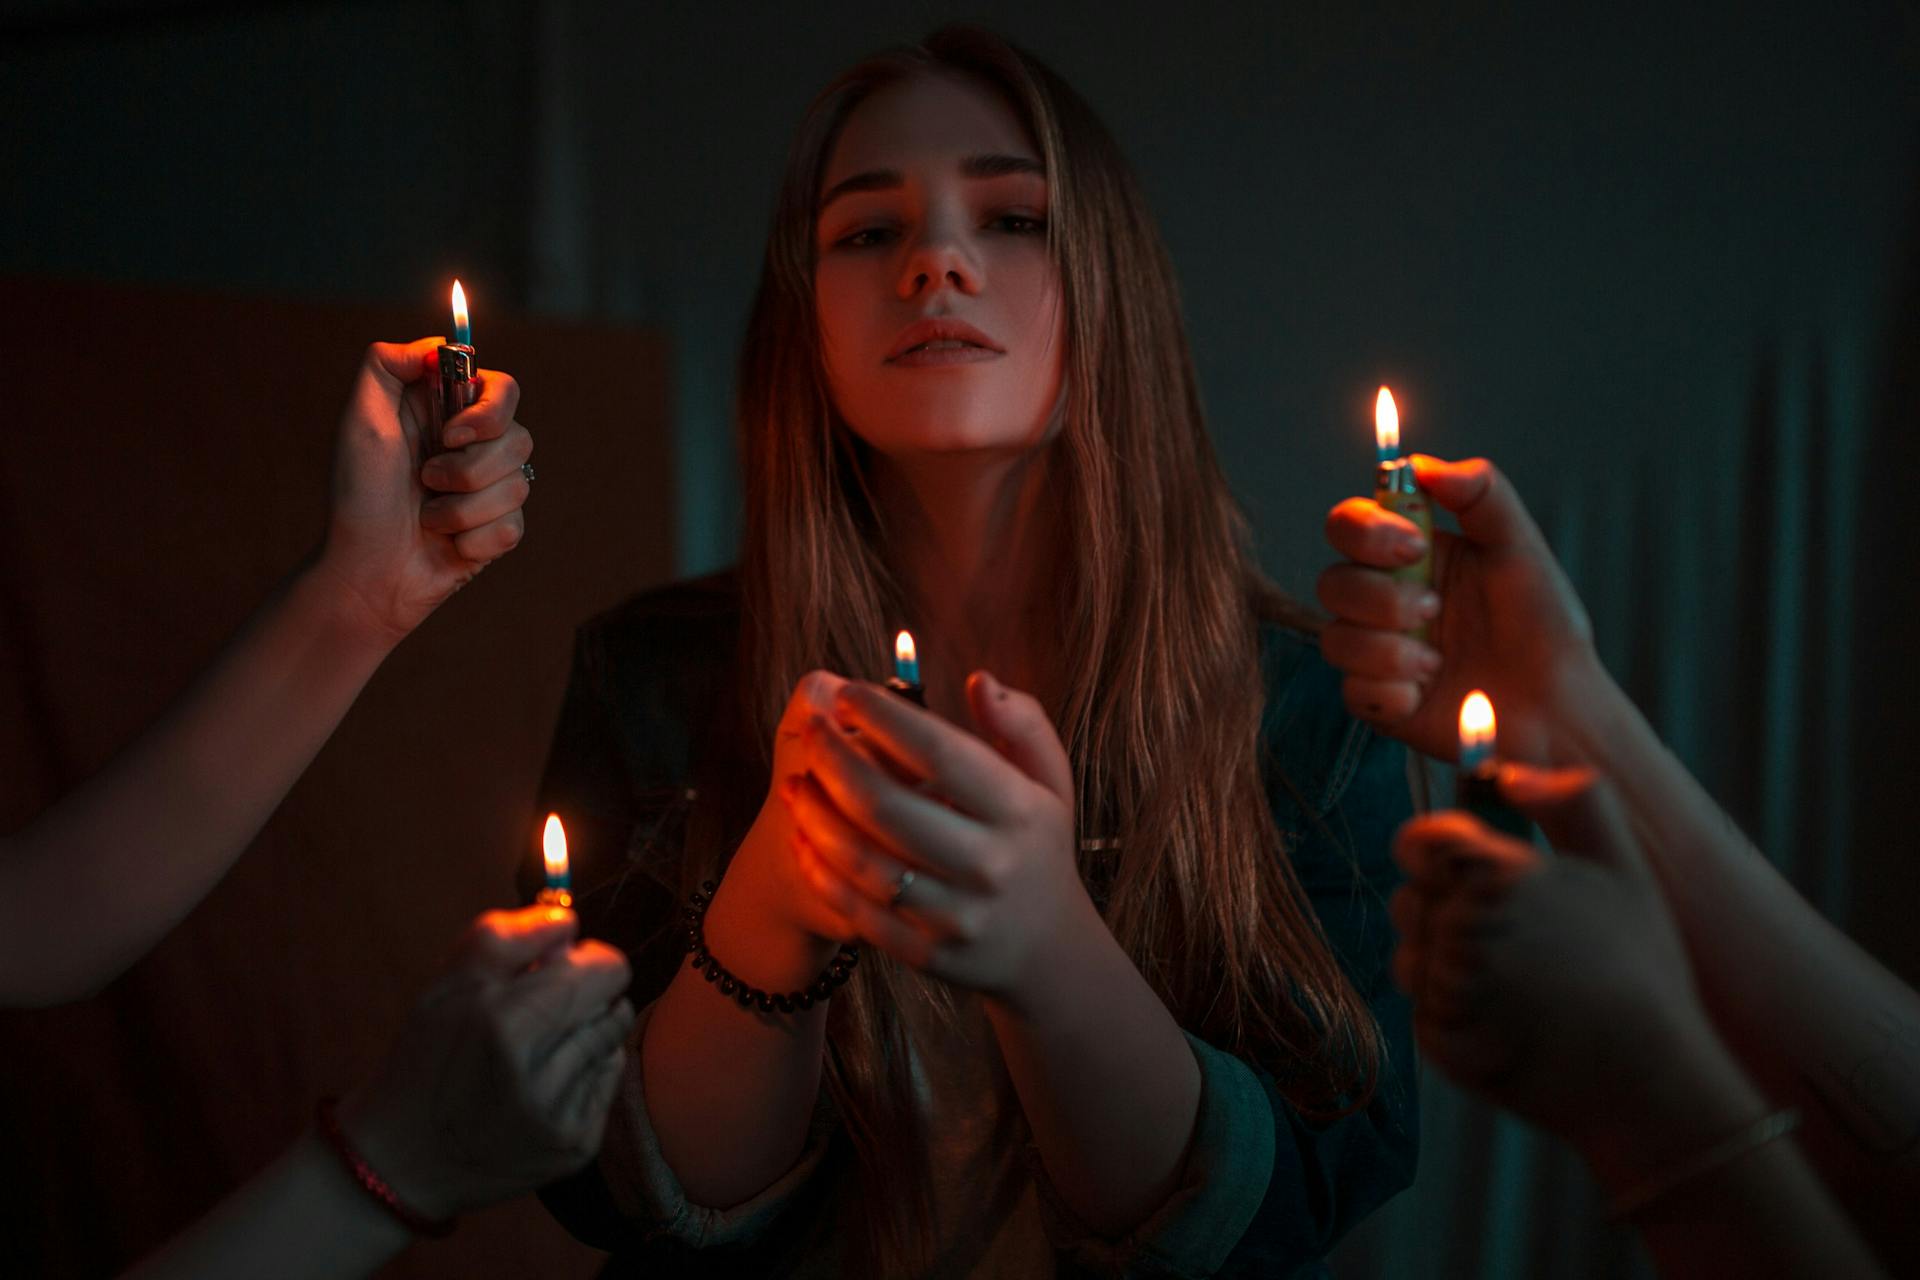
[1373,386,1433,637]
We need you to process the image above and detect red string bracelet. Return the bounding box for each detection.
[314,1097,456,1239]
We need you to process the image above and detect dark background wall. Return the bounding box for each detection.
[6,2,1919,1276]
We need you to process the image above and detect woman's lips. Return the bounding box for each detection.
[885,317,1004,364]
[887,342,1003,368]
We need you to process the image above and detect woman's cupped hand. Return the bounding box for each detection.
[309,338,535,646]
[769,669,1099,1013]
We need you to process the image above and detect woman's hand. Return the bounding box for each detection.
[337,906,633,1221]
[778,670,1100,1013]
[722,670,869,950]
[309,338,535,646]
[1318,455,1599,763]
[1390,765,1709,1151]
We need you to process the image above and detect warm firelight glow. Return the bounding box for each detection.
[451,280,469,340]
[1375,386,1400,457]
[894,630,916,668]
[542,812,568,883]
[1458,690,1496,771]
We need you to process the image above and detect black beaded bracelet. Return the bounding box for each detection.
[683,879,857,1013]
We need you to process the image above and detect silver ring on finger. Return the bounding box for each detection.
[520,461,536,485]
[889,868,917,909]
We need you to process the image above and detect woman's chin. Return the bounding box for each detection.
[863,421,1049,457]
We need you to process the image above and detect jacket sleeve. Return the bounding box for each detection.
[1036,680,1419,1278]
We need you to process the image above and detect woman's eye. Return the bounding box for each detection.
[835,226,897,249]
[990,213,1047,235]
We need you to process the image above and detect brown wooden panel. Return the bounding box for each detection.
[0,275,675,1277]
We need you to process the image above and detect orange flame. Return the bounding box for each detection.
[1458,690,1496,759]
[451,280,469,335]
[1375,386,1400,456]
[541,812,568,882]
[894,630,917,667]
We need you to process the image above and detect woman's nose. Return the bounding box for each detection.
[896,230,981,300]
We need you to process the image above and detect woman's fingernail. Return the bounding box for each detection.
[1417,591,1442,620]
[1416,646,1443,677]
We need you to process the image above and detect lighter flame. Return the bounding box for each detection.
[895,630,917,667]
[1375,386,1400,456]
[1458,690,1496,756]
[542,812,568,882]
[451,279,469,334]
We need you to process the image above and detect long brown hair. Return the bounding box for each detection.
[729,25,1385,1274]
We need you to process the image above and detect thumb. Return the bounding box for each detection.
[1495,763,1644,872]
[1409,455,1551,557]
[363,336,445,390]
[966,670,1074,805]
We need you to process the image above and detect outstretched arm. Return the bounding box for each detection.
[1321,454,1920,1262]
[124,907,631,1279]
[1396,770,1887,1279]
[0,339,533,1006]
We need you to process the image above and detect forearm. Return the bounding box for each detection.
[1,559,396,1005]
[1556,661,1920,1223]
[640,834,838,1209]
[985,898,1201,1240]
[121,1133,412,1280]
[1576,1014,1886,1280]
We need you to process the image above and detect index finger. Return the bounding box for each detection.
[1325,496,1430,569]
[829,682,1025,822]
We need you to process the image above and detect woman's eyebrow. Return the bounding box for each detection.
[817,153,1046,213]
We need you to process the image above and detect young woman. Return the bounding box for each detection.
[535,27,1416,1277]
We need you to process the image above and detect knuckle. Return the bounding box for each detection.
[797,670,836,707]
[922,740,955,782]
[1394,587,1426,630]
[826,875,861,917]
[1318,622,1357,666]
[952,904,985,943]
[1313,565,1345,610]
[980,846,1016,888]
[437,456,474,490]
[466,912,509,954]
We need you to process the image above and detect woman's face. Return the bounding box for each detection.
[814,71,1066,458]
